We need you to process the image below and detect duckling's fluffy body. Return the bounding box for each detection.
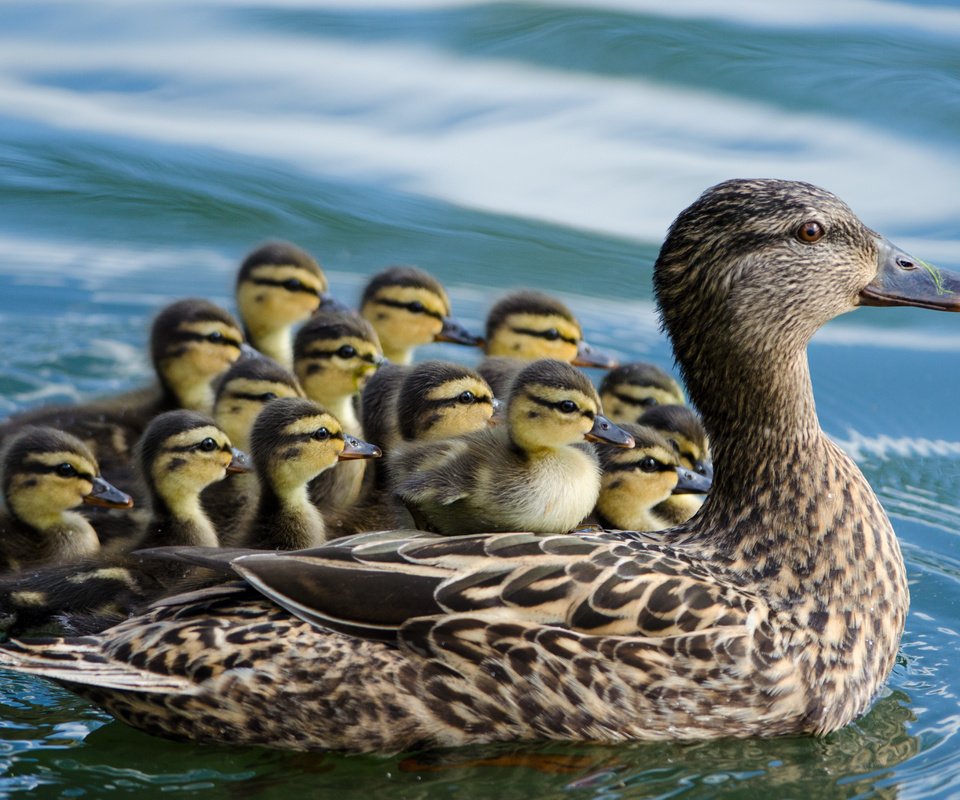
[1,180,956,752]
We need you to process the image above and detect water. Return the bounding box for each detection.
[1,1,960,796]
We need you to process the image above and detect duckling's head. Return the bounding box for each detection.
[212,356,304,452]
[138,410,250,514]
[1,427,132,531]
[250,397,381,497]
[396,360,498,443]
[594,423,711,531]
[359,266,481,364]
[484,290,616,368]
[150,299,246,413]
[506,359,634,453]
[235,241,333,352]
[637,404,711,478]
[599,362,685,424]
[653,179,960,428]
[294,311,383,406]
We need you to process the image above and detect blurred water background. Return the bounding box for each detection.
[1,1,960,797]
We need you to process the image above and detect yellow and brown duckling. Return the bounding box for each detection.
[592,422,711,531]
[3,179,957,752]
[599,362,686,424]
[236,398,380,550]
[0,427,132,572]
[478,290,617,397]
[359,266,481,365]
[235,241,344,368]
[391,359,633,535]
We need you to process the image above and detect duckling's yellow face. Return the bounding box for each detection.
[601,383,686,425]
[264,411,349,493]
[236,263,326,337]
[596,443,681,530]
[412,376,496,442]
[508,381,601,451]
[296,336,383,405]
[485,311,582,362]
[662,433,710,473]
[158,320,246,412]
[150,425,239,506]
[360,285,450,362]
[213,378,304,452]
[6,448,103,529]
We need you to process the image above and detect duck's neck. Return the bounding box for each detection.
[144,493,219,549]
[252,484,327,550]
[250,326,293,369]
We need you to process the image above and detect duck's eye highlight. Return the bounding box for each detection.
[313,428,330,441]
[284,278,303,291]
[558,400,577,413]
[458,391,475,404]
[544,328,560,341]
[337,345,358,359]
[639,457,659,473]
[207,331,225,344]
[199,438,218,452]
[796,221,825,243]
[409,301,425,313]
[56,463,78,478]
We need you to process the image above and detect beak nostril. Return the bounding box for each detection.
[896,257,918,271]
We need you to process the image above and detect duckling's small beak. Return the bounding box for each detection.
[572,340,618,369]
[317,292,352,314]
[339,436,382,461]
[859,237,960,311]
[83,476,134,509]
[673,466,712,495]
[226,447,254,474]
[436,317,483,347]
[585,414,635,448]
[238,342,260,360]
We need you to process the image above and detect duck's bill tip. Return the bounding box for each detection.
[226,447,254,474]
[572,340,619,369]
[673,467,712,495]
[859,239,960,312]
[83,476,134,509]
[339,437,382,460]
[436,317,484,347]
[317,293,352,314]
[585,415,635,448]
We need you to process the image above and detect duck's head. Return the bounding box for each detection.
[637,404,711,479]
[595,423,711,531]
[294,311,383,405]
[1,427,132,530]
[396,360,498,443]
[359,266,481,364]
[506,359,634,453]
[484,290,616,368]
[653,179,960,428]
[235,241,341,362]
[212,356,304,452]
[150,299,246,414]
[138,410,251,514]
[250,397,381,497]
[599,362,686,424]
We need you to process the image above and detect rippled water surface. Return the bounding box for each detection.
[2,1,960,797]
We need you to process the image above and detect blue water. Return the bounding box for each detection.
[1,1,960,796]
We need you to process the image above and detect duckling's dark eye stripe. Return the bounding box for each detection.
[173,331,243,348]
[249,277,321,297]
[230,392,282,402]
[608,390,657,407]
[303,349,380,364]
[528,394,594,418]
[510,327,578,345]
[21,464,94,480]
[422,395,493,409]
[169,442,232,454]
[288,431,345,443]
[373,298,444,321]
[604,460,672,474]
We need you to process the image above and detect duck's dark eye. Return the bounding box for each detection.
[56,463,78,478]
[558,400,577,413]
[796,221,825,244]
[284,278,303,291]
[457,391,476,404]
[337,344,358,359]
[260,392,278,402]
[695,462,708,475]
[639,457,659,473]
[408,301,425,314]
[640,397,657,407]
[207,331,225,344]
[544,328,560,341]
[313,427,330,441]
[199,437,218,452]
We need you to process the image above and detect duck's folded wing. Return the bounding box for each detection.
[230,532,758,641]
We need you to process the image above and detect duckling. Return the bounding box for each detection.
[236,241,344,368]
[359,266,481,365]
[237,398,380,550]
[5,179,956,752]
[592,423,711,531]
[478,290,617,396]
[391,359,633,535]
[598,362,686,424]
[0,299,246,495]
[0,427,132,572]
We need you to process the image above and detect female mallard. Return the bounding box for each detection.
[1,179,957,752]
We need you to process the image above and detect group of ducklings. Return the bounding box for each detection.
[0,240,710,632]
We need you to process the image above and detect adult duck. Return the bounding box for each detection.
[2,179,957,751]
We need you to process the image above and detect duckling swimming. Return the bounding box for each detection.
[0,427,132,572]
[237,398,380,550]
[592,423,710,531]
[236,241,343,368]
[478,290,617,396]
[391,359,633,535]
[359,266,481,365]
[599,362,686,424]
[3,179,956,752]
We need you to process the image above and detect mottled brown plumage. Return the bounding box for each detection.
[2,179,958,752]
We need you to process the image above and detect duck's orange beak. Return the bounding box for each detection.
[859,237,960,311]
